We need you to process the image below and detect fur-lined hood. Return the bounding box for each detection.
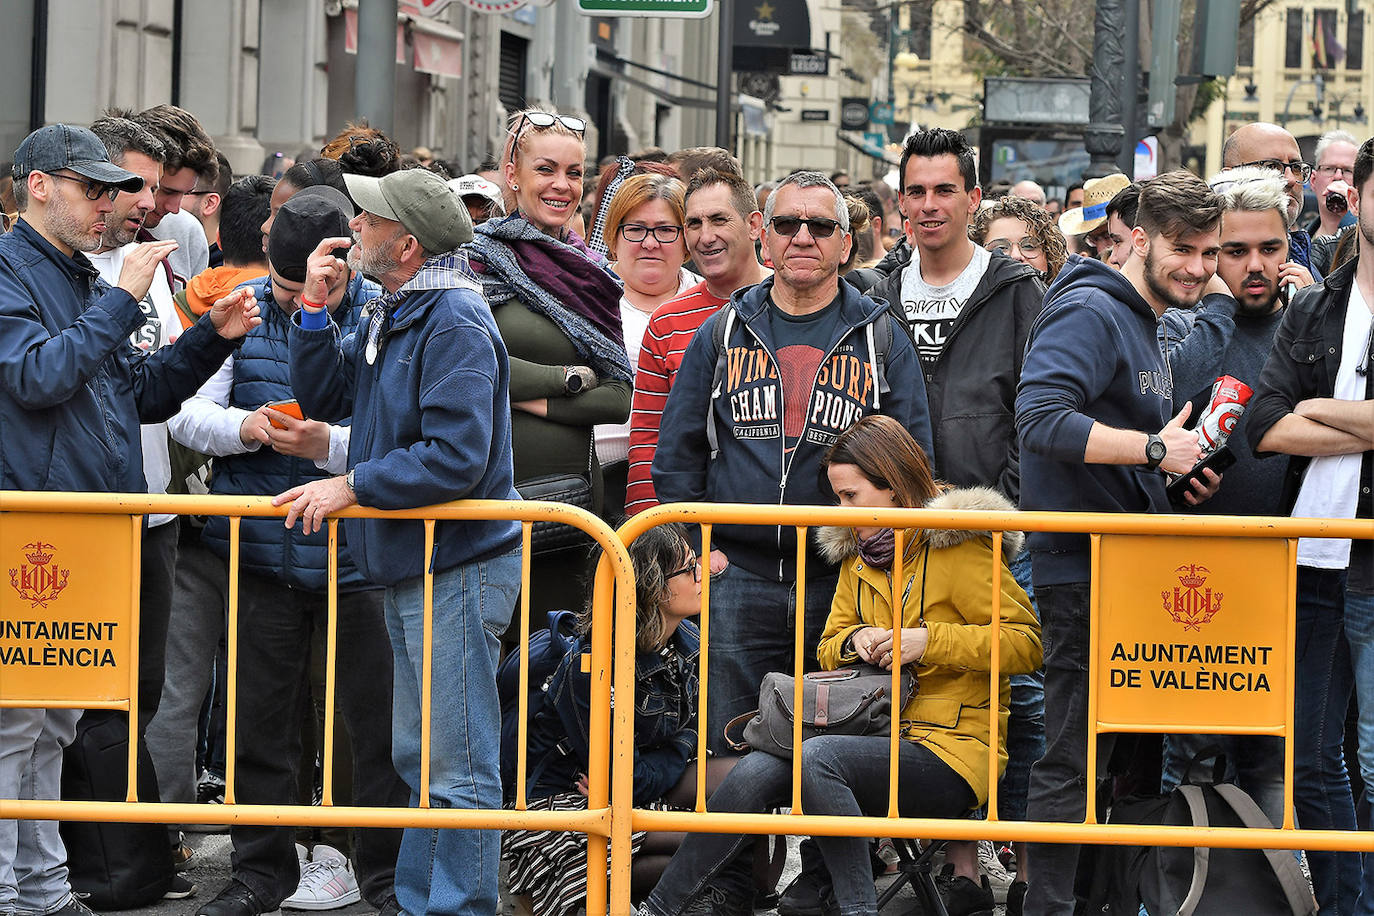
[815,486,1024,564]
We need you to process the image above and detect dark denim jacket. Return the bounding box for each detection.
[527,620,700,806]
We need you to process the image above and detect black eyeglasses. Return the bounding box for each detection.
[1239,158,1314,183]
[769,216,842,239]
[47,173,118,202]
[667,556,701,582]
[619,223,682,244]
[1315,164,1353,177]
[183,189,217,197]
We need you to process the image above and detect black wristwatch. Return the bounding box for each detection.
[563,366,585,394]
[1143,434,1167,470]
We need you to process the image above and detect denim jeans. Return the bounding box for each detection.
[1024,582,1116,916]
[704,562,839,756]
[228,574,407,909]
[643,737,975,916]
[0,708,80,915]
[1160,734,1285,827]
[385,548,521,916]
[1290,566,1374,916]
[1338,575,1374,916]
[1003,551,1045,823]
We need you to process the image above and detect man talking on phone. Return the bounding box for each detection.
[1156,165,1314,829]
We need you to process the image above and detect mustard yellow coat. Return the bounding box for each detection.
[814,486,1042,807]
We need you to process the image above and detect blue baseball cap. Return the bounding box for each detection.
[11,124,144,192]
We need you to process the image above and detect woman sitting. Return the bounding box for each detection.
[639,415,1042,916]
[503,523,716,913]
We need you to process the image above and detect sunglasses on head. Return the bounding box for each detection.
[769,216,841,239]
[512,111,587,142]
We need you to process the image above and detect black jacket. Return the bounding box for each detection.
[1247,258,1373,593]
[869,250,1045,501]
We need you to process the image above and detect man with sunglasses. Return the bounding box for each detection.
[653,170,931,882]
[0,123,261,916]
[1222,121,1321,280]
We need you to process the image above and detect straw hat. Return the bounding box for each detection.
[1058,173,1132,236]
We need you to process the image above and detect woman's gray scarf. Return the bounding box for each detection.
[468,216,632,382]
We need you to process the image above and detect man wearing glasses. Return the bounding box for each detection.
[1222,121,1322,280]
[653,169,931,906]
[1307,130,1359,241]
[0,124,260,916]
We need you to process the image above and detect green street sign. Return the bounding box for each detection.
[578,0,712,17]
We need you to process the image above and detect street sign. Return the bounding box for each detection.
[870,101,894,125]
[983,77,1090,125]
[578,0,711,17]
[800,109,829,121]
[840,97,870,131]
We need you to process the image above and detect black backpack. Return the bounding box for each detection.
[1088,780,1315,916]
[59,711,174,910]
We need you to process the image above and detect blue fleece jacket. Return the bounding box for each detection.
[652,277,933,581]
[288,257,520,586]
[1015,255,1174,587]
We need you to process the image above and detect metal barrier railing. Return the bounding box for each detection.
[606,503,1374,912]
[0,491,633,914]
[5,493,1373,915]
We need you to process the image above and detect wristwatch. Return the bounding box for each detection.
[344,468,356,494]
[563,366,586,394]
[1143,434,1167,470]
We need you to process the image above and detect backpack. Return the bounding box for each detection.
[704,303,902,458]
[1087,779,1316,916]
[59,711,174,910]
[497,608,582,800]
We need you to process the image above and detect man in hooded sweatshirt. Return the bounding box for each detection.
[1016,170,1224,915]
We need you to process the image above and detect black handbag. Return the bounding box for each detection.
[515,441,595,556]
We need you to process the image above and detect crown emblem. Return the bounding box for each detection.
[9,541,69,608]
[1162,563,1222,631]
[24,542,54,565]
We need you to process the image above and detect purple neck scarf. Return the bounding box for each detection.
[857,528,896,569]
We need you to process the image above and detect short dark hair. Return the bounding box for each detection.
[1105,183,1141,229]
[666,146,741,182]
[203,150,233,197]
[218,175,275,267]
[281,158,353,209]
[133,105,217,181]
[1355,137,1374,193]
[1134,170,1223,241]
[899,128,977,192]
[685,166,757,221]
[1065,181,1084,205]
[88,113,166,166]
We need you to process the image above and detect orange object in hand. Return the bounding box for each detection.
[265,399,305,429]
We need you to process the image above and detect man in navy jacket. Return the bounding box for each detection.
[0,124,259,916]
[274,168,520,916]
[1016,171,1222,915]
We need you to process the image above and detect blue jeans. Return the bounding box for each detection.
[385,548,521,916]
[704,562,838,756]
[643,737,975,916]
[1160,734,1285,827]
[1003,551,1045,823]
[1293,566,1361,916]
[0,708,80,915]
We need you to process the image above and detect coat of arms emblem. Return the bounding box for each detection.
[9,541,70,608]
[1162,563,1222,631]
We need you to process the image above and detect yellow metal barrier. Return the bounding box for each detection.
[608,503,1373,913]
[0,491,633,914]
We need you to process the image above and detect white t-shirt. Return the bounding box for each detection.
[88,245,181,527]
[899,244,991,367]
[595,267,699,466]
[1293,280,1373,568]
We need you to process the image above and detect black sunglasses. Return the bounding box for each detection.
[770,216,842,239]
[47,173,119,202]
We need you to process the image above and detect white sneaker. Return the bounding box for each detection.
[294,843,309,872]
[978,839,1014,903]
[282,844,361,911]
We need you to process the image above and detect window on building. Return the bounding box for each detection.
[1285,8,1304,68]
[906,0,932,60]
[498,32,529,115]
[1313,8,1338,69]
[1349,10,1364,70]
[1238,17,1254,67]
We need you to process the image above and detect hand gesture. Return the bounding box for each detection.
[240,406,330,463]
[303,237,353,308]
[272,476,358,536]
[1278,261,1314,293]
[209,287,262,340]
[870,627,928,669]
[850,626,890,664]
[116,240,178,301]
[1157,402,1202,475]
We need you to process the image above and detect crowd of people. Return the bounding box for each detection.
[0,103,1369,916]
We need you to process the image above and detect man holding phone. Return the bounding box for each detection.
[1157,165,1312,828]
